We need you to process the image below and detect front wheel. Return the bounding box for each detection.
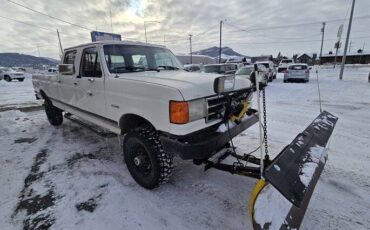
[18,78,25,82]
[44,98,63,126]
[123,126,173,189]
[4,76,11,82]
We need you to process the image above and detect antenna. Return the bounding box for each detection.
[57,29,63,59]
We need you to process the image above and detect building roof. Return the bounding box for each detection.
[297,53,312,59]
[321,51,370,57]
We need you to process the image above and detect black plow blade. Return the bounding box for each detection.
[249,111,338,229]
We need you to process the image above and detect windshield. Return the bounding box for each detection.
[259,63,269,68]
[103,44,182,74]
[236,67,253,75]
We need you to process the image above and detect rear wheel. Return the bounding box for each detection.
[44,98,63,126]
[18,78,24,82]
[4,76,11,82]
[123,126,173,189]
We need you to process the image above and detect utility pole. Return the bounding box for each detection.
[144,21,161,43]
[219,20,223,64]
[319,22,326,64]
[340,0,356,80]
[189,34,193,64]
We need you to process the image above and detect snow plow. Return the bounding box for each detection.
[201,72,338,229]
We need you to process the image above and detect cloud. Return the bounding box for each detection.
[0,0,369,59]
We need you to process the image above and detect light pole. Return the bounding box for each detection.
[189,34,193,64]
[144,21,161,43]
[219,19,226,64]
[319,22,326,64]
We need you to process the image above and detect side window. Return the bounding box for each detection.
[80,47,102,77]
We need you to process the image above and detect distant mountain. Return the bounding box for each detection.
[192,46,248,58]
[0,53,60,66]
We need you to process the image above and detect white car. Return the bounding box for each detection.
[235,65,269,86]
[32,40,258,189]
[183,64,201,72]
[278,59,294,73]
[0,67,25,82]
[283,64,310,83]
[256,61,276,81]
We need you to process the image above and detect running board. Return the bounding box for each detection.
[64,113,117,138]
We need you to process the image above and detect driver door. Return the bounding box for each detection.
[75,46,106,117]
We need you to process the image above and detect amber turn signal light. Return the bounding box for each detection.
[170,101,189,124]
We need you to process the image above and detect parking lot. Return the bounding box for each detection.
[1,66,370,230]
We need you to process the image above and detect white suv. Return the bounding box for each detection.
[278,59,294,73]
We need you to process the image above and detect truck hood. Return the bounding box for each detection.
[116,70,251,100]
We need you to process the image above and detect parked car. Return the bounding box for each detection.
[47,67,58,73]
[283,64,310,83]
[235,65,269,86]
[32,40,257,189]
[0,67,25,82]
[278,59,294,73]
[183,64,201,72]
[256,61,276,81]
[200,63,238,74]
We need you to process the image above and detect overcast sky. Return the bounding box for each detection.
[0,0,369,59]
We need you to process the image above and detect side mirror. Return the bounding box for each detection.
[214,76,235,94]
[59,64,74,75]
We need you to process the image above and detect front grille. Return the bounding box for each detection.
[206,96,227,122]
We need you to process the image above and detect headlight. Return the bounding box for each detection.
[188,98,206,121]
[214,76,235,94]
[170,98,206,124]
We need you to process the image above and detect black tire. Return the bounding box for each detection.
[123,126,173,189]
[18,78,25,82]
[283,79,288,83]
[4,76,11,82]
[44,98,63,126]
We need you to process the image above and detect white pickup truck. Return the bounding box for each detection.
[33,41,260,189]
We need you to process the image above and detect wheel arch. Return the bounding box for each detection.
[119,113,154,134]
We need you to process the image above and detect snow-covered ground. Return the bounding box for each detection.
[0,66,369,230]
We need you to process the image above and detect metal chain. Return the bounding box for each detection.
[262,89,269,158]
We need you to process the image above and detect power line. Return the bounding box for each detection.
[7,0,94,31]
[0,15,55,32]
[224,14,370,33]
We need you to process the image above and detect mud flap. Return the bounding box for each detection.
[250,111,338,229]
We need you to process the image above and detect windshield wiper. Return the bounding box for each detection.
[112,66,146,73]
[157,65,180,70]
[145,67,160,72]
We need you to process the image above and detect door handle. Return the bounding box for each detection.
[88,78,95,83]
[87,90,93,96]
